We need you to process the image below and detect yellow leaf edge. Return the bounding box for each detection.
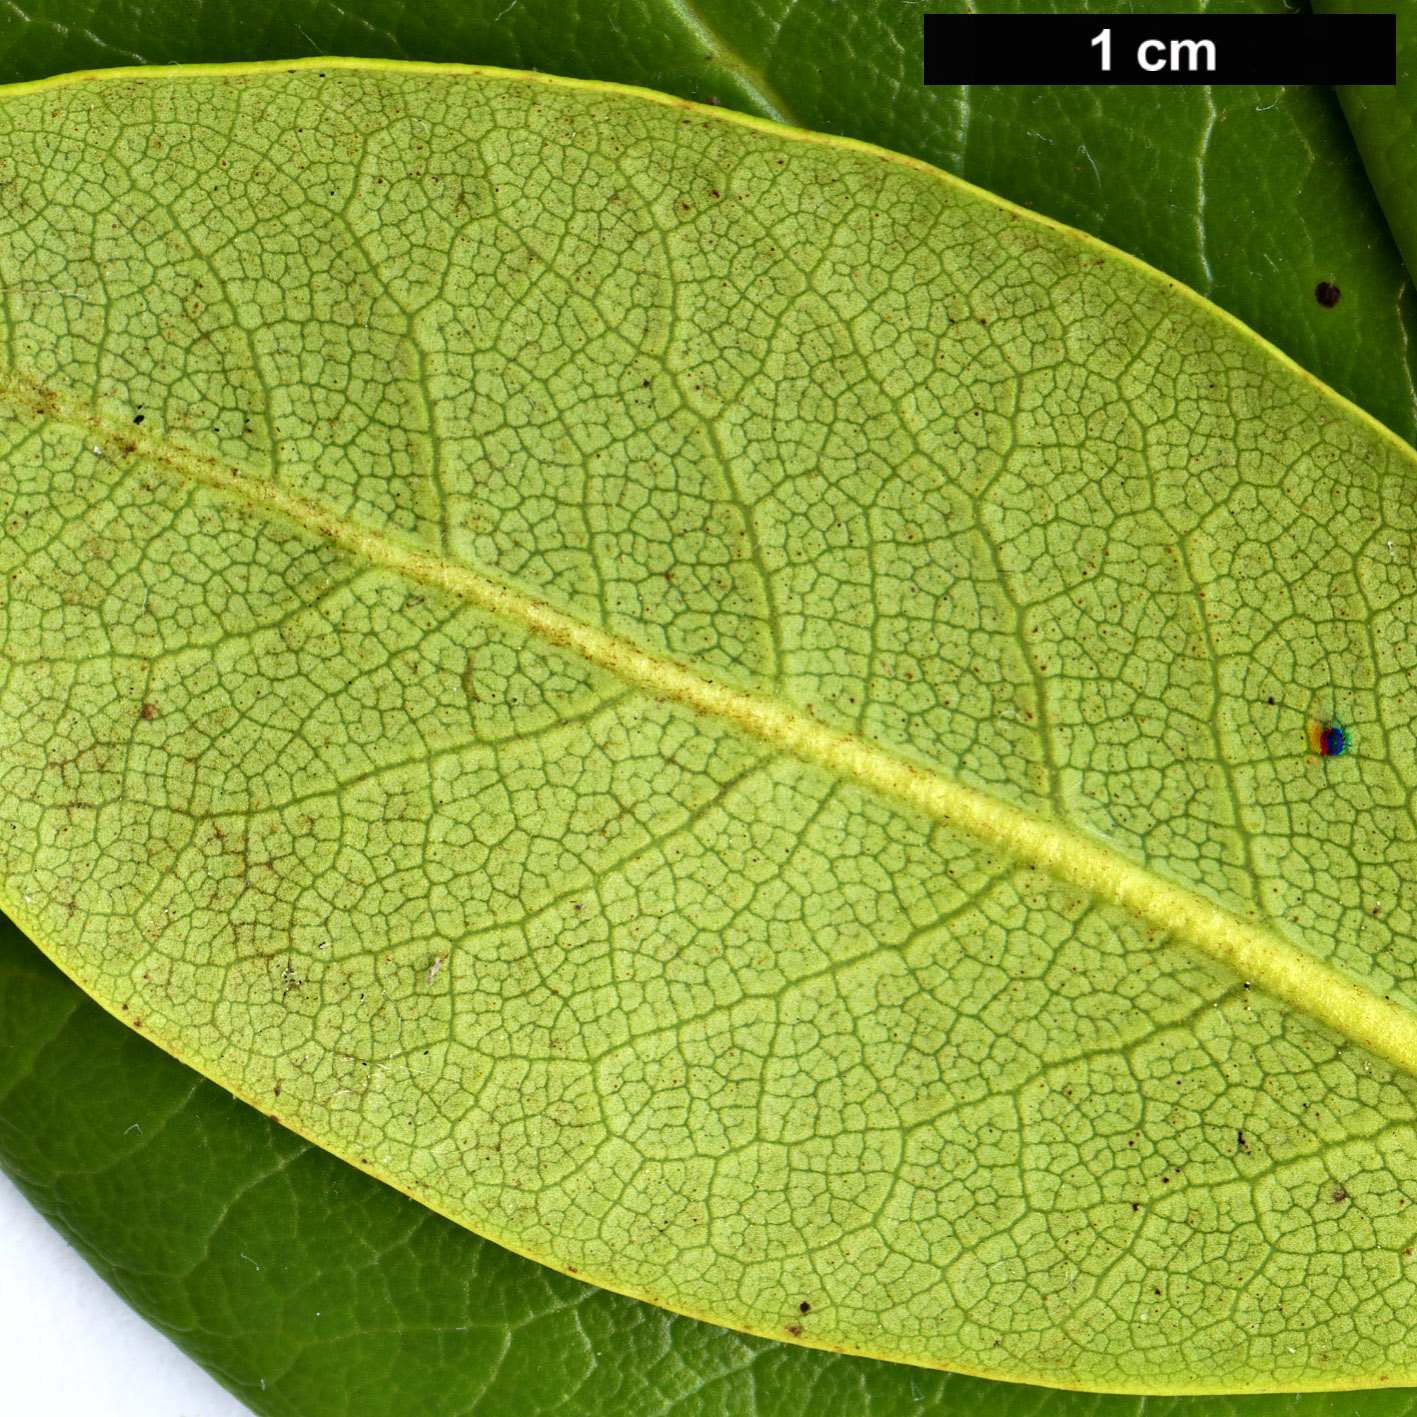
[2,55,1416,1394]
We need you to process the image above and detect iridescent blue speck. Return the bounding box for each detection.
[1320,724,1349,757]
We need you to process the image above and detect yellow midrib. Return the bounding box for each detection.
[36,374,1417,1082]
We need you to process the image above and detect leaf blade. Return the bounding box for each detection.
[7,57,1417,1393]
[1314,1,1417,292]
[1,0,1414,445]
[13,904,1417,1417]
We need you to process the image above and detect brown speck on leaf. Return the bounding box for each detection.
[1316,281,1341,308]
[1332,1187,1349,1203]
[786,1324,803,1337]
[140,702,157,720]
[799,1301,811,1313]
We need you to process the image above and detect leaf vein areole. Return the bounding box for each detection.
[10,58,1417,1390]
[19,369,1417,1087]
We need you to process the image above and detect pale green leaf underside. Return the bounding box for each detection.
[4,59,1417,1395]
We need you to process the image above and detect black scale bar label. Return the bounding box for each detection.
[924,13,1396,85]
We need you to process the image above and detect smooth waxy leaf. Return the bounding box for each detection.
[11,940,1417,1417]
[0,913,1094,1417]
[922,0,1417,450]
[6,910,1412,1417]
[4,7,1417,1416]
[8,6,1417,1415]
[1316,1,1417,290]
[6,56,1417,1396]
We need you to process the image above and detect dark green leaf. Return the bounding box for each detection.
[3,2,1417,1414]
[1315,2,1417,293]
[9,917,1417,1417]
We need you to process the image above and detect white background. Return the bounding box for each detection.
[0,1168,255,1417]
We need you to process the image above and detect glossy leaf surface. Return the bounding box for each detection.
[8,889,1414,1417]
[5,4,1417,1416]
[5,59,1417,1393]
[925,0,1417,448]
[17,3,1417,1413]
[1316,0,1417,291]
[0,913,1082,1416]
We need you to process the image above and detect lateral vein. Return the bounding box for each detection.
[41,378,1417,1084]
